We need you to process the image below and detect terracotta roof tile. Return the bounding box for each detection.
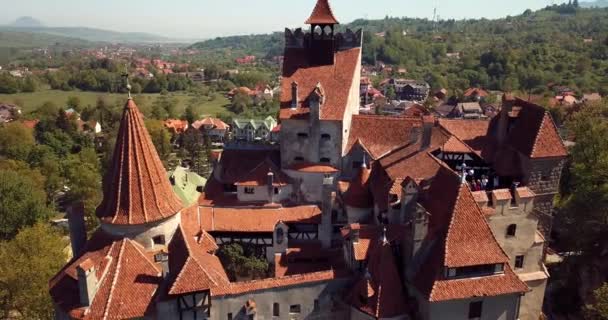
[216,149,281,184]
[280,47,360,121]
[286,162,339,173]
[492,189,512,201]
[234,158,290,187]
[344,224,408,261]
[200,205,322,233]
[440,135,476,154]
[516,187,535,198]
[350,238,409,318]
[346,115,422,159]
[438,119,496,160]
[96,99,184,225]
[164,119,189,133]
[342,165,373,208]
[506,98,567,158]
[464,87,489,97]
[49,231,161,320]
[471,191,489,203]
[191,117,229,131]
[305,0,339,24]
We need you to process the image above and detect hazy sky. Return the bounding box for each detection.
[0,0,555,39]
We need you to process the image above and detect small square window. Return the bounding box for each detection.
[294,156,304,162]
[227,313,233,320]
[297,132,309,138]
[153,235,165,245]
[289,304,301,314]
[244,187,255,194]
[274,187,279,195]
[515,255,525,269]
[468,301,482,319]
[447,268,457,278]
[321,133,331,140]
[320,157,331,163]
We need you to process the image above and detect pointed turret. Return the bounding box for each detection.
[96,99,183,225]
[305,0,339,25]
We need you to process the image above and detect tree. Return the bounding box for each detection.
[21,76,38,93]
[63,148,102,230]
[145,120,172,161]
[0,122,35,161]
[584,283,608,319]
[0,169,55,239]
[184,105,196,124]
[66,96,82,112]
[0,223,68,319]
[217,243,268,280]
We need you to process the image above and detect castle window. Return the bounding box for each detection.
[273,303,280,316]
[515,255,525,269]
[313,299,320,312]
[290,304,301,314]
[321,133,331,140]
[294,156,304,162]
[297,132,309,138]
[153,235,165,245]
[244,187,255,194]
[506,224,517,237]
[274,187,279,194]
[320,157,331,163]
[227,313,233,320]
[468,301,483,319]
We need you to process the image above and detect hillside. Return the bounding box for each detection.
[10,16,44,28]
[0,26,172,43]
[580,0,608,8]
[0,30,91,48]
[189,6,608,95]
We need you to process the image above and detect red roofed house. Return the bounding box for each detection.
[164,119,189,134]
[49,1,567,320]
[464,87,489,101]
[192,117,229,142]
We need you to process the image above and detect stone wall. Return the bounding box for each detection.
[100,212,181,249]
[426,294,521,320]
[156,278,350,320]
[280,120,343,169]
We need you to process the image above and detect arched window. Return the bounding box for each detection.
[506,224,517,237]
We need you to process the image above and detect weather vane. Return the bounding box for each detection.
[121,66,132,99]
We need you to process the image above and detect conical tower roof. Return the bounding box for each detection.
[305,0,339,25]
[96,99,183,225]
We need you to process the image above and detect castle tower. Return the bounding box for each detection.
[305,0,339,65]
[96,98,184,248]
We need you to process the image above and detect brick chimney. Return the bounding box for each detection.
[77,258,97,307]
[267,171,275,204]
[67,202,87,256]
[420,115,434,150]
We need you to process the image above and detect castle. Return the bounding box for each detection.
[49,1,568,319]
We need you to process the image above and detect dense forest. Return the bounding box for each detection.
[191,4,608,96]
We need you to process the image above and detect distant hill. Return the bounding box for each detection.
[0,30,91,48]
[10,16,44,28]
[580,0,608,8]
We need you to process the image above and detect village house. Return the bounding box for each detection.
[464,87,489,101]
[191,117,230,143]
[49,1,567,320]
[232,116,277,142]
[383,78,431,102]
[0,103,21,123]
[164,119,189,135]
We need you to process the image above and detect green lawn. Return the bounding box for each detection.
[0,89,232,118]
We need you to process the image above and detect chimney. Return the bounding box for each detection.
[320,177,335,248]
[420,115,434,150]
[67,202,87,256]
[154,251,170,279]
[267,171,275,204]
[77,258,97,307]
[291,81,299,109]
[351,223,360,243]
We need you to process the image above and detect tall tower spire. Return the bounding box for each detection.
[305,0,339,25]
[96,99,183,225]
[305,0,340,65]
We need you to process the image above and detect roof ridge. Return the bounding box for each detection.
[443,184,465,266]
[102,239,126,320]
[529,112,547,158]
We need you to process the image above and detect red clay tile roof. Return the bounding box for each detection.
[234,158,290,187]
[413,167,527,301]
[342,165,373,208]
[168,226,230,296]
[49,231,161,320]
[516,187,535,198]
[199,205,322,233]
[440,135,476,154]
[471,191,489,203]
[464,87,489,97]
[286,162,339,173]
[191,117,229,131]
[438,119,496,160]
[275,246,344,277]
[164,119,188,133]
[346,115,422,159]
[280,47,360,121]
[350,237,409,318]
[305,0,339,24]
[216,149,281,184]
[21,119,39,129]
[96,99,183,225]
[213,269,346,297]
[492,189,512,201]
[506,99,567,158]
[344,224,408,261]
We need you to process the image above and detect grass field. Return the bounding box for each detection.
[0,89,233,118]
